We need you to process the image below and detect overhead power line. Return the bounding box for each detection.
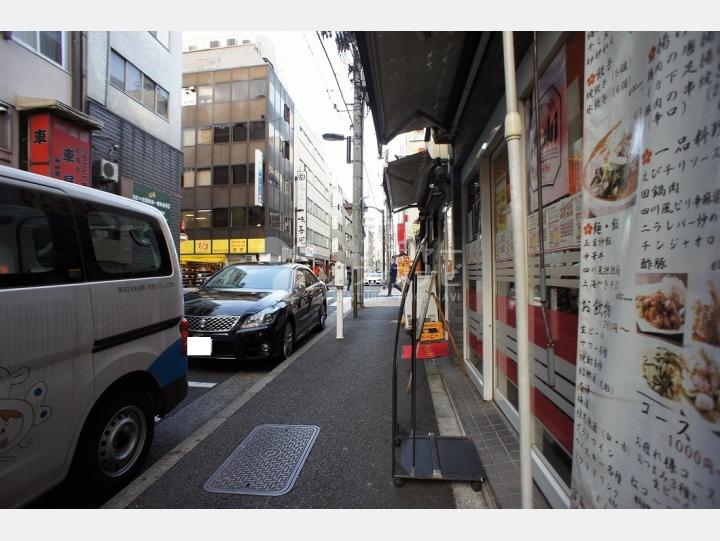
[316,31,353,127]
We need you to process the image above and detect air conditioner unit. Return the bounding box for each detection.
[226,38,237,46]
[209,40,220,48]
[93,159,119,183]
[242,39,251,45]
[188,44,198,51]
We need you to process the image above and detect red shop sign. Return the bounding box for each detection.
[397,223,406,253]
[28,114,91,186]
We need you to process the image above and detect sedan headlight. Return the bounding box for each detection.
[241,306,281,329]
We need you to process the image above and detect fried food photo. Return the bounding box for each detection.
[641,347,686,401]
[683,348,720,423]
[692,281,720,347]
[635,279,685,331]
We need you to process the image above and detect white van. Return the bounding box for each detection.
[0,165,188,507]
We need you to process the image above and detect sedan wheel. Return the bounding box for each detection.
[316,303,327,331]
[280,321,294,359]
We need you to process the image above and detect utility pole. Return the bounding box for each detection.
[351,57,364,318]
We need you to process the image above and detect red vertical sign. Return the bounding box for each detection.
[397,223,406,253]
[27,114,91,186]
[28,114,51,176]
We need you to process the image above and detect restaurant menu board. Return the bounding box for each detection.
[570,32,720,509]
[528,192,583,254]
[495,173,513,261]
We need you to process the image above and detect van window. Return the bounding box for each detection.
[73,201,172,280]
[0,184,83,288]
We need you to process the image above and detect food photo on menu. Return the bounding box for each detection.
[583,116,642,218]
[639,273,720,426]
[635,273,687,345]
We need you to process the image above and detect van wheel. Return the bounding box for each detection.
[71,389,154,498]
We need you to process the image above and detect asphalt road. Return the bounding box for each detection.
[29,286,384,508]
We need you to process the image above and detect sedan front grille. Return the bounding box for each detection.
[186,315,241,332]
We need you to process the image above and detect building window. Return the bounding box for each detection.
[110,50,126,89]
[195,209,211,227]
[283,140,290,159]
[248,207,264,228]
[214,83,231,103]
[249,79,266,100]
[232,81,248,101]
[182,210,195,229]
[231,207,246,227]
[126,62,143,102]
[213,126,230,144]
[232,122,248,142]
[182,86,197,107]
[12,31,68,69]
[183,169,195,187]
[182,128,196,147]
[156,87,169,119]
[213,208,229,228]
[283,103,291,123]
[142,75,156,110]
[231,164,247,184]
[149,31,170,48]
[197,86,212,104]
[249,120,265,141]
[197,126,213,144]
[196,169,211,186]
[248,163,255,183]
[212,167,229,185]
[109,50,169,118]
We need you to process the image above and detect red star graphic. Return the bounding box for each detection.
[586,73,596,86]
[648,46,657,63]
[583,223,594,236]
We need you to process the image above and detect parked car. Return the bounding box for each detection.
[0,165,188,507]
[184,263,327,361]
[364,272,383,286]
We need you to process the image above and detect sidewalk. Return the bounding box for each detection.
[106,297,547,508]
[107,302,457,508]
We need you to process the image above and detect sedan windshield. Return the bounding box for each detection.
[204,266,292,291]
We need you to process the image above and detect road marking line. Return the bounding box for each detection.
[103,306,350,509]
[188,381,217,388]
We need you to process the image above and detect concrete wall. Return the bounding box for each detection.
[87,31,182,150]
[0,35,73,107]
[0,34,74,167]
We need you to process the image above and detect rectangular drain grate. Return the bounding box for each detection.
[204,424,319,496]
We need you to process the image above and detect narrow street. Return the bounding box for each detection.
[29,285,390,508]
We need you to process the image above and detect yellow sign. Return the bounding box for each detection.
[195,239,211,254]
[212,239,229,254]
[230,239,247,253]
[180,240,194,254]
[180,254,226,263]
[247,238,265,253]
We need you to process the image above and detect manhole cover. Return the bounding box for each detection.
[204,424,319,496]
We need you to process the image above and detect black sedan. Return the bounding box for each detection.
[184,263,327,361]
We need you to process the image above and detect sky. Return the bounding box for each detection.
[182,31,386,215]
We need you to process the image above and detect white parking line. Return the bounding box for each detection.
[188,381,217,388]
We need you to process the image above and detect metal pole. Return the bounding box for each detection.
[351,58,364,319]
[503,31,533,509]
[411,272,417,475]
[382,209,386,281]
[336,285,344,339]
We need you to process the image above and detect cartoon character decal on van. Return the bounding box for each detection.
[0,367,52,461]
